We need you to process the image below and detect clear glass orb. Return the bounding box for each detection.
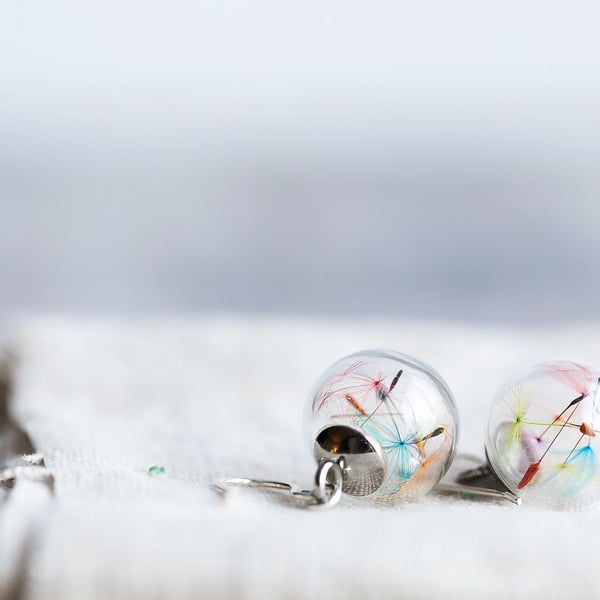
[487,360,600,507]
[305,349,458,504]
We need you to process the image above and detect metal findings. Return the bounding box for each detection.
[214,459,343,509]
[435,453,521,505]
[314,425,385,496]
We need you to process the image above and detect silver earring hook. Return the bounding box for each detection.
[435,481,522,505]
[213,458,344,509]
[435,453,521,505]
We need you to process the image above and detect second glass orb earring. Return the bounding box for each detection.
[486,359,600,507]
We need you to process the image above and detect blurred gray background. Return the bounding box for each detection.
[1,1,599,323]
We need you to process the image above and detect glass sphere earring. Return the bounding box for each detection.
[216,349,459,507]
[456,359,600,508]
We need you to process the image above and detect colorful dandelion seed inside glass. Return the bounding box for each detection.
[305,349,458,503]
[487,360,600,507]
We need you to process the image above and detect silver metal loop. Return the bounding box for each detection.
[313,459,343,506]
[214,459,344,509]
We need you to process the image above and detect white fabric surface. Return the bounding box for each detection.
[3,316,600,599]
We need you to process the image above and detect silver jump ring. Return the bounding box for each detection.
[313,459,343,506]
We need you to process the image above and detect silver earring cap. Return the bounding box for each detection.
[314,425,385,496]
